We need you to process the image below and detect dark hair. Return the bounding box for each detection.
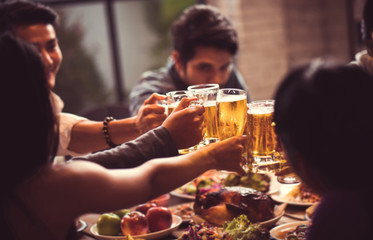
[0,32,58,194]
[171,4,238,64]
[0,0,58,34]
[362,0,373,40]
[274,61,373,191]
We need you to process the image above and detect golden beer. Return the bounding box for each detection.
[217,95,247,140]
[247,108,277,157]
[204,101,218,139]
[167,102,178,115]
[246,100,283,173]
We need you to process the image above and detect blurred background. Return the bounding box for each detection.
[26,0,366,117]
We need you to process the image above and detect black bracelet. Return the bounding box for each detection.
[103,116,117,148]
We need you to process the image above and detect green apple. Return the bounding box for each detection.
[97,213,121,236]
[113,209,131,219]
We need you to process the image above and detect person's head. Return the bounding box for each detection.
[171,4,238,86]
[274,60,373,194]
[0,32,58,196]
[362,0,373,56]
[0,1,62,88]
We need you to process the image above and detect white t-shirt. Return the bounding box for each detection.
[50,92,88,157]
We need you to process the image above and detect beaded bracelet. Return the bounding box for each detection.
[103,116,117,148]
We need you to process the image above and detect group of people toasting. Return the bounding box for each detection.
[1,1,372,240]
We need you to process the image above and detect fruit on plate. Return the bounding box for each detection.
[135,202,158,215]
[146,206,172,232]
[121,211,149,236]
[113,209,131,219]
[97,213,121,236]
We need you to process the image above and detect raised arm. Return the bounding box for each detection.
[62,135,247,216]
[66,93,168,156]
[72,98,205,168]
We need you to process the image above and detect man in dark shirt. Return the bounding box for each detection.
[129,4,250,116]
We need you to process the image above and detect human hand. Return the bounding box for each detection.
[162,98,205,149]
[204,135,248,175]
[136,93,167,134]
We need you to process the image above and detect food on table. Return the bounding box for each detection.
[222,214,270,240]
[113,209,131,219]
[222,172,271,192]
[170,202,195,222]
[96,203,176,236]
[175,170,223,196]
[175,170,272,199]
[121,211,149,236]
[146,206,172,232]
[177,215,270,240]
[135,202,158,215]
[194,186,275,226]
[285,183,321,203]
[177,222,223,240]
[96,213,121,236]
[285,223,310,240]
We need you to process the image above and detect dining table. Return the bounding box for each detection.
[76,185,313,240]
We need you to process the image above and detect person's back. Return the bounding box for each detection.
[129,4,250,116]
[274,61,373,240]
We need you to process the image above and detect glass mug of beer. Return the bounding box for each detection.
[187,83,219,144]
[166,90,203,154]
[166,90,190,115]
[246,100,280,173]
[216,89,247,141]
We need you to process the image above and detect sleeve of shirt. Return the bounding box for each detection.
[71,126,179,169]
[129,68,174,117]
[57,112,88,157]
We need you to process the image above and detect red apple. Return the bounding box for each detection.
[135,202,157,215]
[120,211,149,236]
[146,207,172,232]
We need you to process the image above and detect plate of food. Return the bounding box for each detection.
[90,214,182,240]
[191,186,287,229]
[270,183,321,206]
[177,214,271,240]
[270,221,311,240]
[169,202,195,223]
[171,170,272,200]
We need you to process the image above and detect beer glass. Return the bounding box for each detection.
[166,90,200,154]
[216,89,247,141]
[246,100,300,184]
[246,100,280,173]
[187,84,219,144]
[166,90,190,115]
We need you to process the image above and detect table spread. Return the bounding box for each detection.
[76,193,311,240]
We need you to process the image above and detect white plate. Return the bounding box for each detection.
[90,215,182,240]
[269,221,311,240]
[192,203,287,229]
[271,193,317,206]
[76,219,87,232]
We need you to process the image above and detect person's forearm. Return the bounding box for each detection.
[72,126,179,168]
[68,118,141,154]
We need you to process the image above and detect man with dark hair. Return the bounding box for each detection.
[129,4,250,116]
[0,1,186,157]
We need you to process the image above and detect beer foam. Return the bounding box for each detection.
[247,107,273,114]
[218,95,246,102]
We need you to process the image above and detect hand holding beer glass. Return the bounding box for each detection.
[166,90,204,154]
[187,83,219,144]
[246,100,299,183]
